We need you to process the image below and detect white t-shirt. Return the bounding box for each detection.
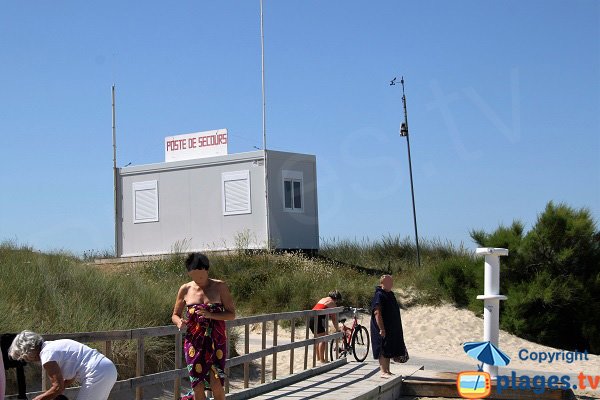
[40,339,106,381]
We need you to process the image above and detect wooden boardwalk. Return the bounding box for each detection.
[226,361,575,400]
[227,359,423,400]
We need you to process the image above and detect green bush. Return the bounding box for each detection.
[471,202,600,353]
[502,272,589,348]
[431,257,482,310]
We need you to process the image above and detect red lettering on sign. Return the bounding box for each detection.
[166,138,191,152]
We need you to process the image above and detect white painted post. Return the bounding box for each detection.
[476,247,508,378]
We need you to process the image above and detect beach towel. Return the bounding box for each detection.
[181,303,227,400]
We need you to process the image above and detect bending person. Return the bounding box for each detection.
[309,290,342,363]
[172,252,236,400]
[8,330,117,400]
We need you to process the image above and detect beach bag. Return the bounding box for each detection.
[393,347,409,363]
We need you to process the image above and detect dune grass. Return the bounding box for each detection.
[319,236,478,308]
[0,243,178,333]
[1,236,476,335]
[0,236,478,328]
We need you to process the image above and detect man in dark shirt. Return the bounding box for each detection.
[370,275,409,377]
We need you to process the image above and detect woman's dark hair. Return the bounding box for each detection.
[328,290,342,302]
[185,252,210,272]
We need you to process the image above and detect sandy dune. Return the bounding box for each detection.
[402,304,599,375]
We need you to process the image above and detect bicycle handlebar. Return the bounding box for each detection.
[343,307,368,314]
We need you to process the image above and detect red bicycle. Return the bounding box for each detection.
[330,307,370,362]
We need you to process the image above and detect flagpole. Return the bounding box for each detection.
[112,84,119,257]
[260,0,270,251]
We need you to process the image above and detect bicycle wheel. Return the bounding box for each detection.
[351,325,370,362]
[329,338,346,360]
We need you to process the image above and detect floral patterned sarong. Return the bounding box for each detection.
[181,303,227,399]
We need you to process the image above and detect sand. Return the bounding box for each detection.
[402,304,600,374]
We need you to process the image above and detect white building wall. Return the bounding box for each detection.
[116,149,319,257]
[118,152,267,257]
[266,150,319,250]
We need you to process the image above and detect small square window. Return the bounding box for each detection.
[282,170,303,212]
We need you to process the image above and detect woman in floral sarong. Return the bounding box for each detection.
[172,253,236,400]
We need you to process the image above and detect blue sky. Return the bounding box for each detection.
[1,1,598,254]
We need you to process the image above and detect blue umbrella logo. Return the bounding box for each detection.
[463,341,511,371]
[460,341,510,397]
[463,341,510,371]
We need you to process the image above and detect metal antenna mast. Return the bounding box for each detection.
[260,0,270,251]
[393,76,421,267]
[112,84,119,257]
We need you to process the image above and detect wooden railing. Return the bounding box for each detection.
[225,307,344,390]
[11,307,344,400]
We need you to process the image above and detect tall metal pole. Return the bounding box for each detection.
[260,0,270,251]
[112,85,119,257]
[398,77,421,267]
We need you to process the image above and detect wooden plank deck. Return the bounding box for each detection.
[227,362,576,400]
[227,360,422,400]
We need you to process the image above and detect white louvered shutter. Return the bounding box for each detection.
[222,171,251,215]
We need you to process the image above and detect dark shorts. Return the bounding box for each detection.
[309,315,327,334]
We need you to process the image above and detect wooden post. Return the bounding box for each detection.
[105,340,112,360]
[272,319,278,380]
[325,312,330,362]
[244,324,250,388]
[312,314,318,368]
[136,337,145,400]
[261,321,266,384]
[289,320,295,375]
[304,316,309,371]
[174,331,182,399]
[225,327,230,394]
[335,309,342,359]
[41,366,49,391]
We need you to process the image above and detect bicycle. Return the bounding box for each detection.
[329,307,370,362]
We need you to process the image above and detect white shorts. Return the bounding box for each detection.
[77,357,117,400]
